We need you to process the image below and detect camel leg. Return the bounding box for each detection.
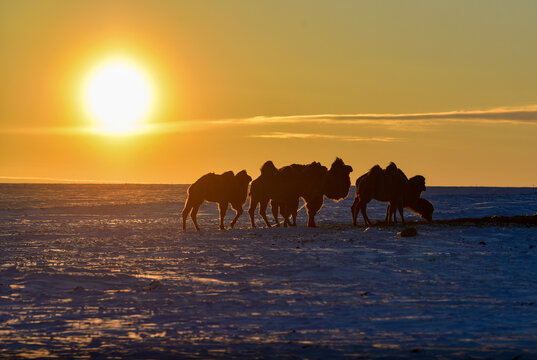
[230,202,243,229]
[270,200,281,227]
[282,201,298,226]
[385,203,390,223]
[388,201,396,223]
[259,199,272,228]
[361,202,371,227]
[290,197,299,227]
[182,199,193,230]
[386,203,395,224]
[306,196,323,228]
[280,202,291,227]
[351,196,360,226]
[391,198,404,224]
[218,202,228,230]
[282,208,290,228]
[248,196,258,228]
[190,203,201,231]
[307,214,317,228]
[398,204,405,224]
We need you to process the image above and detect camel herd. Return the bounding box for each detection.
[181,159,434,230]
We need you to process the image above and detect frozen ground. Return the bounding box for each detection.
[1,184,536,359]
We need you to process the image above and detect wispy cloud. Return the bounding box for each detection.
[240,105,537,125]
[250,132,401,142]
[2,105,536,136]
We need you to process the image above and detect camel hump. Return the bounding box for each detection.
[192,172,216,186]
[197,172,215,181]
[260,161,278,176]
[386,162,398,172]
[369,164,383,176]
[188,172,218,194]
[219,170,235,180]
[308,161,325,170]
[279,163,307,175]
[235,169,252,183]
[307,161,328,176]
[330,158,345,170]
[277,164,293,176]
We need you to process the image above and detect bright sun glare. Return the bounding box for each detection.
[82,57,154,134]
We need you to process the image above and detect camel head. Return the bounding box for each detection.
[409,175,426,193]
[368,164,383,177]
[386,162,398,173]
[324,158,353,201]
[409,198,434,221]
[330,157,353,175]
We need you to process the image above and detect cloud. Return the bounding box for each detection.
[249,132,401,142]
[240,105,537,125]
[2,105,536,136]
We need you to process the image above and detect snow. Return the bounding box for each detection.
[1,184,537,358]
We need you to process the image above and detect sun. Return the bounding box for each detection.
[82,57,155,134]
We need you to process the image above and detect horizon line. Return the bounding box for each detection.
[0,176,534,188]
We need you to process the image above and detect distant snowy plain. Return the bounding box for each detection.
[1,184,536,359]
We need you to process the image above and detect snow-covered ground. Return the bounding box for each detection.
[1,184,536,359]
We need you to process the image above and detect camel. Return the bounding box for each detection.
[182,170,252,230]
[272,158,353,228]
[248,161,280,228]
[386,175,428,222]
[351,162,409,226]
[324,157,355,201]
[271,162,325,227]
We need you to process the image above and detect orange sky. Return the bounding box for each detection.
[1,1,536,186]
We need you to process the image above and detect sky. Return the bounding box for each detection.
[1,0,536,186]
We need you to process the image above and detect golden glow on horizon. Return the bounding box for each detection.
[81,57,155,135]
